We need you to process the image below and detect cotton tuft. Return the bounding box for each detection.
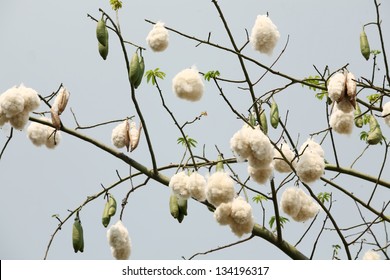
[169,171,191,200]
[0,87,25,118]
[250,15,280,55]
[107,220,131,260]
[362,250,381,260]
[327,72,346,102]
[382,101,390,127]
[274,142,295,173]
[247,164,273,184]
[329,106,354,135]
[214,202,233,225]
[280,187,319,222]
[296,139,325,183]
[247,127,274,168]
[230,125,252,161]
[206,171,235,207]
[146,21,169,52]
[172,67,204,101]
[27,117,61,148]
[188,172,207,201]
[111,120,129,149]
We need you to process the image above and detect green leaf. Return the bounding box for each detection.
[252,194,268,203]
[145,68,166,86]
[177,135,197,148]
[110,0,122,11]
[317,192,331,204]
[360,131,368,141]
[366,93,381,104]
[371,49,381,56]
[204,70,220,81]
[269,215,289,229]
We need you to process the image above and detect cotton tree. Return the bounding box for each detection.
[0,0,389,260]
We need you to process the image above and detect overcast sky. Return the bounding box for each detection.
[1,0,388,260]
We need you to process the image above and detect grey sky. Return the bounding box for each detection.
[0,0,388,260]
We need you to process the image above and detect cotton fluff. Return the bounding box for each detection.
[280,187,319,222]
[19,84,40,112]
[169,171,191,200]
[26,117,61,148]
[230,125,252,161]
[247,127,274,168]
[362,250,381,260]
[214,197,254,237]
[188,172,207,202]
[327,72,346,102]
[329,106,354,135]
[9,111,29,130]
[250,15,280,55]
[206,171,235,207]
[172,67,204,101]
[346,72,357,108]
[296,139,325,184]
[146,21,169,52]
[247,164,273,184]
[336,99,354,113]
[273,142,295,173]
[111,120,129,149]
[382,101,390,127]
[107,220,131,260]
[0,87,25,118]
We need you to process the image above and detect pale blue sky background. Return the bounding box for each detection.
[0,0,388,260]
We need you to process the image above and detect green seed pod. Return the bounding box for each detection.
[215,154,224,172]
[360,28,370,61]
[177,197,188,216]
[108,194,117,217]
[96,19,109,47]
[270,100,279,129]
[98,42,108,60]
[169,194,179,219]
[354,103,363,128]
[72,216,84,253]
[102,201,111,228]
[177,211,185,223]
[134,55,145,89]
[129,52,141,87]
[367,115,382,145]
[260,110,268,134]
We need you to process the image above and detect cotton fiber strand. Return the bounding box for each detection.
[107,220,131,260]
[382,101,390,127]
[206,171,235,207]
[172,67,204,101]
[146,21,169,52]
[250,15,280,55]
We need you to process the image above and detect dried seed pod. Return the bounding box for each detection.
[367,115,383,145]
[53,87,70,115]
[50,108,61,130]
[129,52,141,87]
[129,121,142,152]
[96,19,109,47]
[270,100,279,129]
[360,28,370,61]
[72,215,84,253]
[354,103,363,128]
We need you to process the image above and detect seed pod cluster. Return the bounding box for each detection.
[102,194,117,228]
[129,52,145,89]
[72,215,84,253]
[111,119,142,152]
[169,193,187,223]
[360,28,370,61]
[366,115,383,145]
[96,18,109,60]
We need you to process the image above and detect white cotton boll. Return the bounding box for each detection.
[250,15,280,55]
[188,172,207,202]
[362,250,381,260]
[247,128,273,168]
[146,21,169,52]
[214,202,233,225]
[346,72,357,102]
[329,107,354,135]
[247,164,273,184]
[45,127,61,149]
[327,72,346,102]
[111,120,129,149]
[229,216,255,237]
[299,138,324,158]
[280,187,302,218]
[296,152,324,184]
[0,87,25,118]
[230,197,254,225]
[27,119,49,146]
[172,67,204,102]
[107,220,131,260]
[0,112,9,127]
[169,171,191,200]
[382,101,390,127]
[19,84,40,112]
[292,189,319,222]
[230,125,252,161]
[206,171,235,207]
[274,142,295,173]
[336,99,354,113]
[9,110,29,130]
